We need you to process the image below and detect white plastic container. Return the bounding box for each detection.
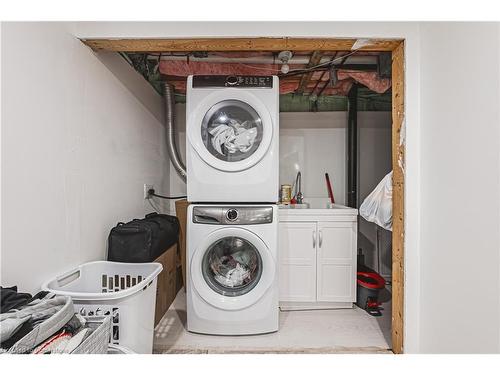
[42,261,162,354]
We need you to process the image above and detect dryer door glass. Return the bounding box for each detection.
[201,100,264,163]
[202,236,263,297]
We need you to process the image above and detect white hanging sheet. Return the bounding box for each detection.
[359,171,393,231]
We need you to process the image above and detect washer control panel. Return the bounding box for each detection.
[192,75,273,88]
[193,206,273,225]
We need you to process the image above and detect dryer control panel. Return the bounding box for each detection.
[192,206,274,225]
[192,75,274,88]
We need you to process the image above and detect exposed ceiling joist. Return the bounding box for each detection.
[82,37,402,52]
[296,51,323,95]
[317,53,350,97]
[310,52,337,96]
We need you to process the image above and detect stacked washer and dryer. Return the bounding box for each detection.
[186,75,280,335]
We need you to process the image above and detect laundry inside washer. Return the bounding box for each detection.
[202,236,263,294]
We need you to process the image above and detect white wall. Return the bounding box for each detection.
[0,23,170,293]
[279,112,347,205]
[419,23,500,353]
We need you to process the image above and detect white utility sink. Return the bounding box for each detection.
[278,202,348,209]
[278,199,359,217]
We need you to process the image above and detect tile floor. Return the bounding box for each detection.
[154,290,392,354]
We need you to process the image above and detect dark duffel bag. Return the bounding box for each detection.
[107,212,179,263]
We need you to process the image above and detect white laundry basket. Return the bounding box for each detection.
[42,261,162,354]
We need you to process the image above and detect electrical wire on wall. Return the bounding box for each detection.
[148,189,187,200]
[146,188,187,214]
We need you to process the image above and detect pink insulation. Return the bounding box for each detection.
[159,60,391,96]
[160,60,285,77]
[337,71,391,94]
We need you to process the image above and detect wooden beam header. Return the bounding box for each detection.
[82,37,403,52]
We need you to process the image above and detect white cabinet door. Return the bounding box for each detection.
[279,222,317,302]
[316,222,357,302]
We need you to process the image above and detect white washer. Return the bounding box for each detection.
[186,75,279,203]
[187,204,279,335]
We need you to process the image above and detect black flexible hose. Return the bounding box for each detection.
[148,189,186,200]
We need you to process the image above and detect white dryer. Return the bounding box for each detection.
[187,204,278,335]
[186,75,279,203]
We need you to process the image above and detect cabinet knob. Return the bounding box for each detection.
[319,230,323,248]
[312,230,316,248]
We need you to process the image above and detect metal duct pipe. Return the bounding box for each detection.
[162,82,187,182]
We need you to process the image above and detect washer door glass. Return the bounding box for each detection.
[202,236,263,297]
[201,100,264,162]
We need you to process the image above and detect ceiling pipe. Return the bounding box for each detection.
[149,54,378,66]
[162,82,187,182]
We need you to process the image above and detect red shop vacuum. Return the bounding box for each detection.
[356,251,386,316]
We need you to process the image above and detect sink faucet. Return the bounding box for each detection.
[295,171,304,204]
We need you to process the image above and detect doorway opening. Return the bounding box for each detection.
[83,37,405,353]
